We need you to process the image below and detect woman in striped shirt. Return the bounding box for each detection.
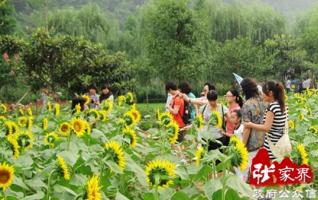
[244,81,287,160]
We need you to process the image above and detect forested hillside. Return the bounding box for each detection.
[1,0,318,102]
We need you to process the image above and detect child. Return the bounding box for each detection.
[230,110,246,181]
[230,109,244,141]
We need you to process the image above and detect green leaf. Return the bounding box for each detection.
[125,155,147,186]
[204,178,222,200]
[143,193,155,200]
[54,184,78,196]
[115,192,130,200]
[21,191,45,200]
[171,191,191,200]
[225,188,245,200]
[211,189,223,200]
[225,175,253,198]
[12,176,29,191]
[25,176,47,190]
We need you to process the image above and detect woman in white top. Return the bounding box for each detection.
[99,85,114,103]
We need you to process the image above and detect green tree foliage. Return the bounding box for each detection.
[296,6,318,64]
[264,34,308,78]
[0,0,16,34]
[20,29,134,95]
[143,0,199,82]
[211,37,273,83]
[194,0,285,43]
[48,4,111,48]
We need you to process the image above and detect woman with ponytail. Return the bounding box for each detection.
[244,81,288,160]
[224,89,244,136]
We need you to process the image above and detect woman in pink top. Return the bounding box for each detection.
[224,89,243,136]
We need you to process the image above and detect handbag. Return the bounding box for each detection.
[268,112,292,160]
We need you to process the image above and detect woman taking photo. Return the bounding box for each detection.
[244,81,288,160]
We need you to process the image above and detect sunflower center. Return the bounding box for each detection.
[74,122,82,132]
[61,125,69,132]
[0,170,10,184]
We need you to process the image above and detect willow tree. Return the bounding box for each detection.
[48,4,112,48]
[296,6,318,64]
[142,0,200,82]
[194,0,285,43]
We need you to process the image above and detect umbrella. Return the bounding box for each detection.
[233,73,244,85]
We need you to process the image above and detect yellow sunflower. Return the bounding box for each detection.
[47,102,52,112]
[98,110,107,122]
[117,95,126,106]
[75,103,82,114]
[57,156,70,180]
[27,117,33,132]
[159,112,174,127]
[298,113,305,121]
[123,127,137,148]
[194,114,204,130]
[54,103,60,117]
[6,135,20,159]
[88,109,100,121]
[130,104,141,123]
[308,126,318,134]
[16,131,33,151]
[86,175,102,200]
[145,160,176,189]
[71,118,87,137]
[18,108,24,116]
[42,118,48,130]
[84,120,91,135]
[4,121,18,136]
[229,136,248,171]
[165,122,179,144]
[44,132,59,148]
[123,111,136,127]
[209,111,222,129]
[26,107,33,116]
[306,107,313,117]
[296,144,309,165]
[125,92,134,105]
[82,95,90,105]
[195,146,204,166]
[0,163,14,191]
[288,120,295,130]
[104,141,126,171]
[59,122,71,136]
[18,116,28,127]
[0,104,7,114]
[0,116,6,122]
[101,99,113,113]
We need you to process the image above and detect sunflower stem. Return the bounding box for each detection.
[154,188,160,200]
[1,189,6,200]
[46,169,55,199]
[67,135,71,150]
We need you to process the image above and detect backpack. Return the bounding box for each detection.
[182,101,192,125]
[172,96,191,125]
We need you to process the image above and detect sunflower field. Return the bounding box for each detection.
[0,90,317,200]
